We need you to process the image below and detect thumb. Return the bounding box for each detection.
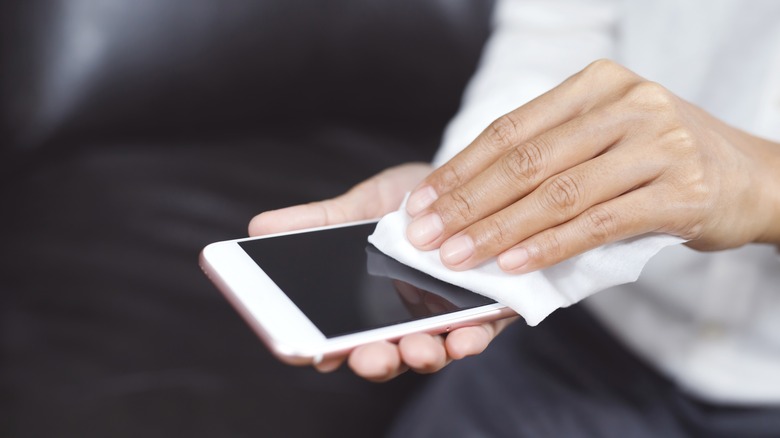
[248,194,362,237]
[248,163,432,236]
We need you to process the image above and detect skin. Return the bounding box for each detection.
[250,59,780,381]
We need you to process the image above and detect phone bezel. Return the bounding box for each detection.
[199,220,515,365]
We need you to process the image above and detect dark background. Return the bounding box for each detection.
[1,1,493,436]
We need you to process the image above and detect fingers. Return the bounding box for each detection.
[398,333,451,374]
[348,335,449,381]
[348,341,408,382]
[436,140,665,270]
[346,318,519,381]
[444,318,517,359]
[498,186,663,273]
[406,59,639,217]
[314,356,346,373]
[405,104,630,252]
[406,93,576,217]
[403,61,655,271]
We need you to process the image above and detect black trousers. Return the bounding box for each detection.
[389,305,780,438]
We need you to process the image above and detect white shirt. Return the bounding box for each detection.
[436,0,780,405]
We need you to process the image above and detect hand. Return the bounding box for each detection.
[403,59,780,274]
[249,163,518,381]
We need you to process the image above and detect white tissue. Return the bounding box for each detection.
[367,201,684,326]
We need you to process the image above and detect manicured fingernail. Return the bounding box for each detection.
[406,212,444,246]
[440,235,475,266]
[498,247,529,271]
[406,186,438,216]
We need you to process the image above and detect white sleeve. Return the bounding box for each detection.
[434,0,621,166]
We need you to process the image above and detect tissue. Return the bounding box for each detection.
[368,201,684,326]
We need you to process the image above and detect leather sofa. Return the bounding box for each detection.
[1,1,492,436]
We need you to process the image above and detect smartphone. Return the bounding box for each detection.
[199,220,515,365]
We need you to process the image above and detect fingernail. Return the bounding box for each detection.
[406,212,444,246]
[440,235,475,266]
[498,247,529,271]
[406,186,438,216]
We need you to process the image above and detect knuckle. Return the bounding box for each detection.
[501,141,546,186]
[485,115,521,151]
[443,188,477,223]
[571,60,639,102]
[541,174,583,217]
[481,215,514,249]
[536,231,565,263]
[673,216,705,241]
[584,58,618,75]
[682,220,705,241]
[663,126,698,155]
[436,163,467,191]
[583,207,620,242]
[579,59,629,83]
[315,200,346,225]
[625,81,675,109]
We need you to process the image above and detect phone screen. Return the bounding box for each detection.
[238,223,496,338]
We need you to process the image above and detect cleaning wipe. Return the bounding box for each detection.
[368,200,684,326]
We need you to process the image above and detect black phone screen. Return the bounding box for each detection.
[238,223,495,338]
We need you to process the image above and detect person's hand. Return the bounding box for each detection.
[403,59,780,274]
[249,163,518,381]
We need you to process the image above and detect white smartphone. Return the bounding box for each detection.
[199,220,515,365]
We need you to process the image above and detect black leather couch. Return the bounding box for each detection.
[1,1,492,436]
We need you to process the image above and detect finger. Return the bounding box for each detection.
[406,60,640,217]
[445,317,517,360]
[248,163,431,236]
[498,186,664,274]
[406,103,632,251]
[314,356,346,373]
[438,139,665,269]
[397,333,450,374]
[248,201,352,236]
[348,341,408,382]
